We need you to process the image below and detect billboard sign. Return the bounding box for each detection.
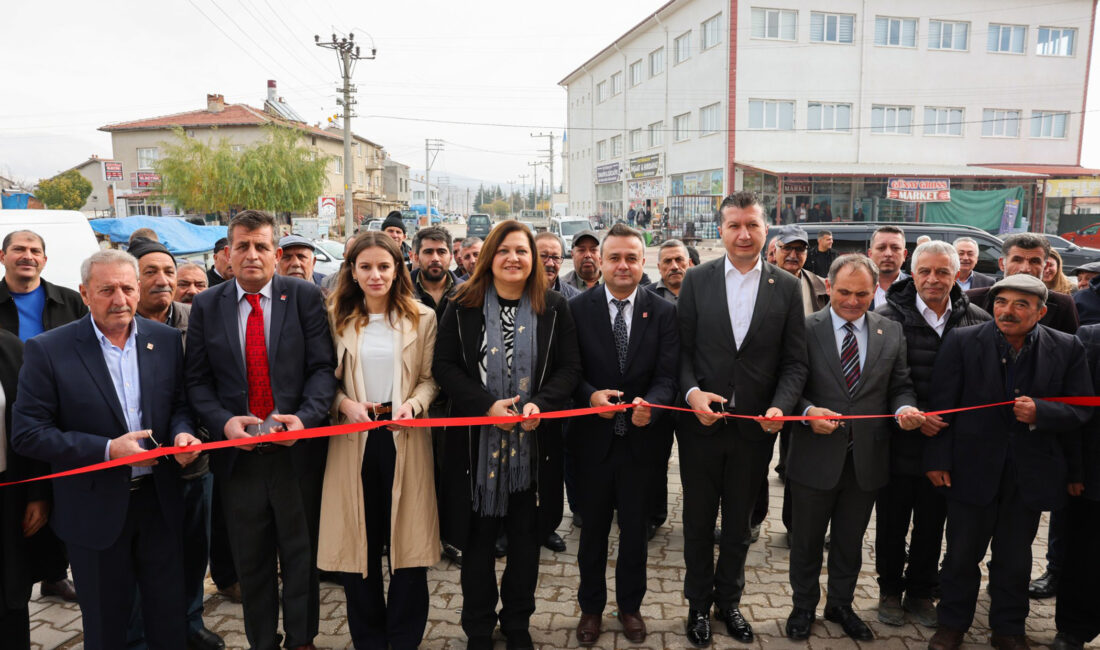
[102,161,123,182]
[886,178,951,202]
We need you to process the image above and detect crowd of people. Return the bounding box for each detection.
[0,193,1097,650]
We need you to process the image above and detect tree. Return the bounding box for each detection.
[489,199,510,217]
[35,170,92,210]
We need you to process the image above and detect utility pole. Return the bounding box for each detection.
[316,32,376,236]
[527,161,542,211]
[424,139,443,221]
[531,131,555,196]
[506,180,516,214]
[518,173,529,211]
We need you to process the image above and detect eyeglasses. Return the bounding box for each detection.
[539,253,563,264]
[779,244,808,253]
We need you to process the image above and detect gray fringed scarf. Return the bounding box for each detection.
[474,284,537,517]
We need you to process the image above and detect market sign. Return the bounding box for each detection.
[782,177,812,194]
[628,154,662,179]
[102,161,123,182]
[596,162,622,184]
[886,178,951,202]
[130,171,160,189]
[1045,178,1100,198]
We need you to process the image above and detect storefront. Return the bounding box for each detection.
[667,168,724,241]
[1044,177,1100,235]
[595,162,623,221]
[626,154,664,225]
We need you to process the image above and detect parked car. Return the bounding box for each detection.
[312,238,345,276]
[1061,223,1100,249]
[467,213,492,240]
[366,219,383,231]
[1038,233,1100,272]
[0,209,101,290]
[549,216,593,250]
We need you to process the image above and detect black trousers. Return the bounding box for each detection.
[208,475,237,590]
[578,436,649,615]
[430,404,455,544]
[0,604,29,648]
[1043,509,1066,575]
[1055,496,1100,643]
[342,431,429,650]
[788,453,877,610]
[875,472,947,599]
[27,526,68,584]
[646,417,676,527]
[937,465,1041,636]
[750,424,792,530]
[221,450,322,650]
[67,483,185,650]
[460,488,540,642]
[678,426,774,611]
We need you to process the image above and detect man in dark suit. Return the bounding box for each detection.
[569,224,679,646]
[12,249,202,649]
[785,254,923,642]
[185,210,337,650]
[953,237,994,291]
[678,191,809,647]
[925,274,1092,650]
[206,237,232,287]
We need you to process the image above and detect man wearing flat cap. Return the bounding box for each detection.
[1072,260,1100,325]
[277,234,326,288]
[925,274,1092,650]
[775,226,829,315]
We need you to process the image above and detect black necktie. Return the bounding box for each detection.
[611,299,629,436]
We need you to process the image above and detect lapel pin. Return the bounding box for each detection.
[518,325,525,333]
[642,311,648,318]
[280,294,287,301]
[146,343,154,350]
[768,278,775,284]
[877,329,883,335]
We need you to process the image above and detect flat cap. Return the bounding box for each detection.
[127,236,171,260]
[990,273,1048,304]
[777,225,809,246]
[1074,260,1100,274]
[278,234,315,251]
[571,229,600,247]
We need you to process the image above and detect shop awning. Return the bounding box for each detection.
[735,161,1045,178]
[974,164,1100,177]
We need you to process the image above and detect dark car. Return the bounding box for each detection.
[768,222,1004,277]
[1036,233,1100,273]
[467,213,492,240]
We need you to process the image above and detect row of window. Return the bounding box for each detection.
[593,103,727,160]
[751,7,1077,56]
[595,13,723,104]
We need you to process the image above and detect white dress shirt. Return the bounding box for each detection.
[915,294,953,337]
[94,318,151,477]
[724,255,762,348]
[236,279,273,361]
[605,285,639,338]
[361,313,397,404]
[874,271,908,308]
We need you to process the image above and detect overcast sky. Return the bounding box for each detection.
[1,0,1097,188]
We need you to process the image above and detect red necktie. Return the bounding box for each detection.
[245,294,274,421]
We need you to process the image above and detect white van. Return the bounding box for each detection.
[549,216,592,250]
[0,210,102,291]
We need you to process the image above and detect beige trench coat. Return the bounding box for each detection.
[317,302,441,576]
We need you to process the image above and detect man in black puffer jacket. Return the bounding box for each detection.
[873,241,991,628]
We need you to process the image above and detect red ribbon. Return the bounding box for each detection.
[2,397,1096,488]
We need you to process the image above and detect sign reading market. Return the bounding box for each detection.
[886,178,951,203]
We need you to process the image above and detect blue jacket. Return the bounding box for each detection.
[1073,274,1100,326]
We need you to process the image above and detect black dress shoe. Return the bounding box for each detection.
[716,606,754,642]
[544,532,566,552]
[40,578,78,602]
[573,513,583,528]
[647,523,657,541]
[503,628,534,650]
[188,627,226,650]
[1052,632,1085,650]
[713,527,722,545]
[685,608,712,648]
[1028,570,1058,599]
[441,540,462,566]
[824,604,874,641]
[786,607,816,640]
[749,524,761,543]
[495,533,508,558]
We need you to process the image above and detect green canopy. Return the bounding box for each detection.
[922,186,1026,232]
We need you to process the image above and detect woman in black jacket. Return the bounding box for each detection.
[433,220,581,650]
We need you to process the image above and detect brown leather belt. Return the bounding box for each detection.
[372,402,394,416]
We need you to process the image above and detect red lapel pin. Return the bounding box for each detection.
[642,311,648,318]
[280,294,287,301]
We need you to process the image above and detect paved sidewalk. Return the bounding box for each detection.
[31,442,1060,649]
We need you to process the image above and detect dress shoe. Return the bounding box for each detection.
[495,533,508,558]
[991,634,1031,650]
[1051,632,1085,650]
[928,626,965,650]
[749,524,761,543]
[216,582,242,603]
[466,637,494,650]
[544,532,566,552]
[903,595,938,628]
[317,570,339,583]
[786,607,816,640]
[685,608,712,648]
[441,540,462,567]
[576,613,602,646]
[187,627,225,650]
[713,527,722,545]
[1028,570,1058,599]
[40,578,78,602]
[824,604,874,641]
[618,610,647,643]
[647,523,657,541]
[503,628,534,650]
[715,606,754,642]
[573,513,583,528]
[878,594,905,626]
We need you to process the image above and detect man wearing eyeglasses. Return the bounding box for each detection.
[536,232,580,299]
[12,249,202,649]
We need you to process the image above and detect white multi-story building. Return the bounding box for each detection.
[561,0,1097,235]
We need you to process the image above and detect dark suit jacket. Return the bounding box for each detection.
[206,266,227,287]
[568,285,678,461]
[788,309,916,492]
[0,278,87,338]
[678,257,808,440]
[964,271,995,289]
[11,315,193,551]
[184,275,338,479]
[1073,324,1100,501]
[966,285,1079,334]
[925,322,1092,511]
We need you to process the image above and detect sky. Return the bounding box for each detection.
[1,0,1098,189]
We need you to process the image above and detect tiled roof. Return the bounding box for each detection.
[99,104,342,143]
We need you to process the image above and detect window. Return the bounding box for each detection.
[333,156,343,174]
[988,24,1026,53]
[751,8,797,40]
[1037,27,1076,56]
[649,47,665,76]
[610,134,623,157]
[982,109,1021,137]
[673,113,691,141]
[137,147,159,169]
[810,13,854,44]
[700,103,721,135]
[807,102,851,131]
[748,99,795,130]
[701,14,722,50]
[648,121,664,147]
[1030,111,1068,138]
[674,32,692,63]
[924,107,964,135]
[929,20,969,50]
[629,60,643,87]
[596,140,608,161]
[871,105,913,134]
[629,129,644,152]
[610,72,622,96]
[596,81,606,103]
[874,16,917,47]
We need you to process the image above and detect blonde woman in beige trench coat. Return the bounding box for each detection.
[317,232,440,649]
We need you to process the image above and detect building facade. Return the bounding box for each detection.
[561,0,1098,236]
[383,158,411,209]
